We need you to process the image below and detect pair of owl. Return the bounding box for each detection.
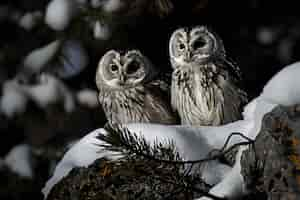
[96,26,248,126]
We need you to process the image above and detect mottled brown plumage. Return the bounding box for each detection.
[169,26,248,126]
[96,49,177,124]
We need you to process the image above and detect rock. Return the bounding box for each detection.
[46,157,208,200]
[241,104,300,199]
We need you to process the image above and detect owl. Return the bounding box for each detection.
[95,49,178,125]
[169,26,248,126]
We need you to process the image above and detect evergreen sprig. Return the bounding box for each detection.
[97,123,181,162]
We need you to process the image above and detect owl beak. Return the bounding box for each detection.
[119,75,126,85]
[184,52,191,62]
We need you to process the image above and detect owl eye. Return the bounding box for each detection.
[109,63,119,72]
[192,38,206,50]
[178,43,185,51]
[126,60,140,74]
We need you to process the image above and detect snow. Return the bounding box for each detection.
[102,0,124,12]
[0,73,76,118]
[23,40,61,72]
[0,80,29,118]
[43,120,251,197]
[197,61,300,200]
[42,128,122,196]
[4,144,33,178]
[93,20,111,40]
[261,61,300,106]
[54,40,89,79]
[257,27,276,45]
[76,89,99,108]
[25,74,76,113]
[18,11,42,31]
[45,0,79,31]
[42,61,300,199]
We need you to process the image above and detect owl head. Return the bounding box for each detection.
[169,26,225,68]
[96,49,156,90]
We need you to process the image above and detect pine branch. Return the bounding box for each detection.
[97,123,181,162]
[96,123,254,200]
[97,123,254,165]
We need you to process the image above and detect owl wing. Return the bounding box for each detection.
[212,58,249,122]
[214,56,242,83]
[147,72,172,94]
[214,57,248,103]
[145,76,179,124]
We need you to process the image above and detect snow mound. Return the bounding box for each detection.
[197,61,300,200]
[261,61,300,106]
[43,61,300,199]
[42,128,120,196]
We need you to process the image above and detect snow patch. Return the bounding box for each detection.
[94,21,111,40]
[18,11,42,31]
[54,40,88,79]
[76,89,99,108]
[261,61,300,106]
[25,74,75,113]
[43,61,300,199]
[45,0,79,31]
[0,80,28,118]
[23,40,61,72]
[4,144,33,178]
[42,128,121,196]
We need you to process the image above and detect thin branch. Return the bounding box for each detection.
[99,124,254,165]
